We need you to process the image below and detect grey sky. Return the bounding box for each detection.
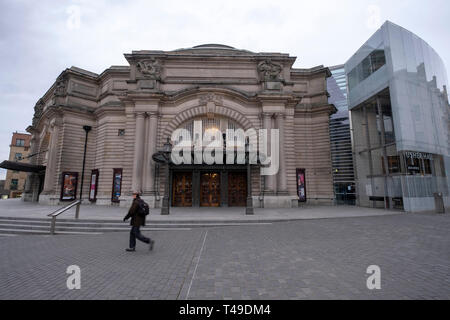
[1,0,449,179]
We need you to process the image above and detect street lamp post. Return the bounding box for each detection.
[76,125,91,219]
[245,139,254,215]
[161,138,172,215]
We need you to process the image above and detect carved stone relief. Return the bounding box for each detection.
[32,99,45,127]
[257,59,284,82]
[136,58,162,80]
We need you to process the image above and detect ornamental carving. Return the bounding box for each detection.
[199,93,223,106]
[136,58,162,80]
[32,99,45,127]
[54,75,67,96]
[257,59,283,82]
[199,93,223,119]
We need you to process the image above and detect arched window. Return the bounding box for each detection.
[173,116,242,146]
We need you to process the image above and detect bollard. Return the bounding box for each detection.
[75,202,80,219]
[434,193,445,214]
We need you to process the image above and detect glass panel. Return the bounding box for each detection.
[176,117,243,146]
[347,49,386,90]
[371,49,386,73]
[406,157,421,176]
[388,156,400,174]
[360,56,372,81]
[348,68,358,91]
[366,103,381,149]
[379,99,395,144]
[423,159,432,175]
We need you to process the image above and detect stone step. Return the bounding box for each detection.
[0,216,273,236]
[0,228,103,236]
[0,223,193,233]
[0,216,280,224]
[0,217,272,229]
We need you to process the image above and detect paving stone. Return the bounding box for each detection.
[0,213,449,299]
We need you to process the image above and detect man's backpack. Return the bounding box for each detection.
[137,199,150,217]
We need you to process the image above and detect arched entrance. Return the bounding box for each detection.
[169,115,250,208]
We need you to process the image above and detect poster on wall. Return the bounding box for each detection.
[89,170,99,202]
[60,172,78,201]
[296,169,307,202]
[112,169,122,203]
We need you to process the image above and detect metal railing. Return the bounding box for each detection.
[47,200,81,235]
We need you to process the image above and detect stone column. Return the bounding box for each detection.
[276,113,287,194]
[263,112,276,194]
[42,122,60,193]
[24,134,37,196]
[143,112,158,194]
[131,112,146,193]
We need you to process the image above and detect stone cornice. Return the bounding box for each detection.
[94,103,126,118]
[291,65,331,78]
[295,103,337,115]
[256,93,299,105]
[97,66,130,81]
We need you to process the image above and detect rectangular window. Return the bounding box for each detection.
[10,179,18,190]
[14,153,22,161]
[16,139,25,147]
[360,56,372,81]
[423,159,432,175]
[371,49,386,72]
[112,169,122,203]
[60,172,78,201]
[406,158,421,175]
[348,68,358,91]
[388,156,400,174]
[376,101,396,145]
[348,49,386,90]
[382,156,401,174]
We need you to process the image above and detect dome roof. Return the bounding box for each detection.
[173,44,253,54]
[192,44,236,49]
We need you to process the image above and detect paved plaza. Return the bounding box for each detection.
[0,198,399,222]
[0,210,449,300]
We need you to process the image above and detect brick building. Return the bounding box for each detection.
[4,132,32,198]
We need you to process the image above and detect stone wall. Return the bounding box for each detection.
[25,45,335,208]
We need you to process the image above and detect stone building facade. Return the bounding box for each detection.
[24,44,336,209]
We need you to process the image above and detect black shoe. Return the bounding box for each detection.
[126,248,136,252]
[149,240,155,251]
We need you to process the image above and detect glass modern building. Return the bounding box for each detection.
[345,21,450,212]
[327,65,356,205]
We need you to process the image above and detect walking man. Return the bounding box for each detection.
[123,192,154,252]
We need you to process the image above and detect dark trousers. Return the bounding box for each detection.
[129,226,150,249]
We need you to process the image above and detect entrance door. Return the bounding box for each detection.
[172,172,193,207]
[200,172,220,207]
[228,172,247,207]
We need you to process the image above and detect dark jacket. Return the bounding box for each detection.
[124,199,146,227]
